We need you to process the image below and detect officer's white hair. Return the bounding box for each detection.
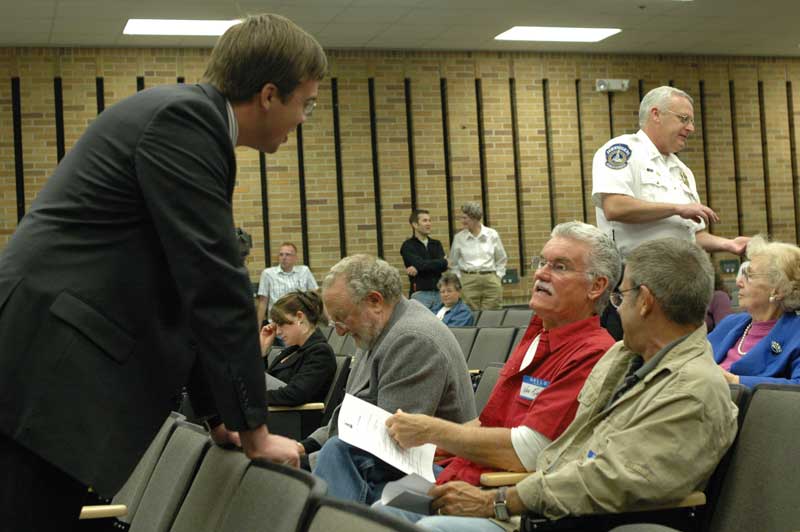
[639,86,694,128]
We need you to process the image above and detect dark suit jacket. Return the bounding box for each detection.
[400,236,448,292]
[266,328,336,405]
[0,83,266,496]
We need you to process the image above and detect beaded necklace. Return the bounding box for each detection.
[736,321,754,356]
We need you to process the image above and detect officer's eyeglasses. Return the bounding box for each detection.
[661,109,694,126]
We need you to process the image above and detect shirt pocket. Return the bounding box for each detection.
[639,171,669,202]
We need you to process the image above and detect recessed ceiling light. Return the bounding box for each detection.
[494,26,621,43]
[123,19,240,36]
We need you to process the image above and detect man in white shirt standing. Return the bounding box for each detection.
[256,242,318,326]
[592,86,748,340]
[449,202,508,310]
[592,85,748,259]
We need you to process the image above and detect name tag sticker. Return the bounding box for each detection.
[520,376,549,401]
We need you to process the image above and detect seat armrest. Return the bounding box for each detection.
[480,471,532,486]
[649,492,706,510]
[268,402,324,412]
[79,504,128,519]
[480,471,705,511]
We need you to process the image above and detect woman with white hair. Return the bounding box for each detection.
[708,235,800,387]
[449,202,508,310]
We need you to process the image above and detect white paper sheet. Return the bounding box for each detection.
[337,394,437,482]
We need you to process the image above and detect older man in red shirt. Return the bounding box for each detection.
[386,221,621,486]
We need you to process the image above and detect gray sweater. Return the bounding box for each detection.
[306,297,476,448]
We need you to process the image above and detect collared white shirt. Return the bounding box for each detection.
[449,224,508,278]
[591,129,704,258]
[257,265,318,313]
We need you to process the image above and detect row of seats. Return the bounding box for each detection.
[314,324,525,373]
[86,413,421,532]
[471,307,534,328]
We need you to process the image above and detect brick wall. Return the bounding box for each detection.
[2,47,799,304]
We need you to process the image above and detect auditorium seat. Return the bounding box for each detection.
[170,445,249,532]
[501,308,534,327]
[128,421,210,532]
[467,327,516,372]
[216,458,325,532]
[475,309,506,327]
[449,327,478,360]
[302,496,423,532]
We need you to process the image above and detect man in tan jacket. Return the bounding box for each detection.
[385,237,738,531]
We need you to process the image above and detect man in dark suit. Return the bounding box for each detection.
[0,14,326,529]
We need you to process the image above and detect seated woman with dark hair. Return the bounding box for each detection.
[260,290,336,405]
[430,272,474,327]
[709,235,800,387]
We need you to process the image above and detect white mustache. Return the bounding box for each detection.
[534,280,554,295]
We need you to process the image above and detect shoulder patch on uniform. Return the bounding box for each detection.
[605,143,631,170]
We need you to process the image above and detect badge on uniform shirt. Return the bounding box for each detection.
[605,144,631,169]
[520,376,550,402]
[679,169,689,188]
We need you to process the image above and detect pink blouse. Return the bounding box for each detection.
[719,319,778,371]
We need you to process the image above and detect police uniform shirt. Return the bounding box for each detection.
[591,129,705,258]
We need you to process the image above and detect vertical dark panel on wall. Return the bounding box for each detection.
[53,77,65,162]
[607,92,615,138]
[638,79,645,102]
[259,152,271,265]
[575,79,588,223]
[668,80,674,87]
[475,78,489,225]
[509,78,526,277]
[12,78,25,221]
[331,78,347,258]
[757,81,773,235]
[296,124,310,266]
[787,81,800,239]
[367,78,384,259]
[95,77,105,114]
[136,76,145,92]
[440,78,455,244]
[177,76,185,84]
[542,79,556,229]
[699,81,713,211]
[729,80,744,236]
[404,78,417,211]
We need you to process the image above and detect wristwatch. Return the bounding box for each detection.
[493,486,510,521]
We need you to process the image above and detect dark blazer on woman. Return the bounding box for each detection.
[267,328,336,405]
[0,83,266,496]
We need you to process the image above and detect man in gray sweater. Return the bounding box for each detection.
[300,254,476,503]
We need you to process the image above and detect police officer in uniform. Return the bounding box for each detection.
[591,85,748,338]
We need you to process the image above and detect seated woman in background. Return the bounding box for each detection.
[260,290,336,406]
[430,272,474,327]
[705,270,733,332]
[708,235,800,387]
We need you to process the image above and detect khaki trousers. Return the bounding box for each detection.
[460,272,503,310]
